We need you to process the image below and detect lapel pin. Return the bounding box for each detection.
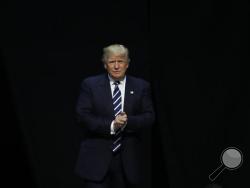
[130,91,134,94]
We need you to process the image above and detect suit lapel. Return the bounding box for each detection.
[124,76,134,114]
[97,74,114,116]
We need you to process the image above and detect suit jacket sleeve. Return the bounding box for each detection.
[76,80,112,136]
[126,82,155,132]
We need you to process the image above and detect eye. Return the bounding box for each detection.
[107,59,126,64]
[108,60,116,64]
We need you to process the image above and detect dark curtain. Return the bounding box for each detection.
[1,1,150,188]
[1,0,249,188]
[151,1,249,188]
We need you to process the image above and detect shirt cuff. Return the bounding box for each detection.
[110,121,116,135]
[111,121,127,135]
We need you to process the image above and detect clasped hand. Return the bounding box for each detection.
[114,112,127,130]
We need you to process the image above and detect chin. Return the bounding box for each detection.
[111,74,123,79]
[113,76,121,80]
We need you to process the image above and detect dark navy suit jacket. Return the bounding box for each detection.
[74,73,155,184]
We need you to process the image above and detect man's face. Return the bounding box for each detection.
[104,53,129,80]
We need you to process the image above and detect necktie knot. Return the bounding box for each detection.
[113,81,120,85]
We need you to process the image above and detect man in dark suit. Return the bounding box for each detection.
[75,44,155,188]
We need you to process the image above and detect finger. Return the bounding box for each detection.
[115,117,121,122]
[119,112,126,115]
[117,119,126,125]
[120,113,127,117]
[120,118,127,123]
[119,115,127,121]
[115,115,122,121]
[117,115,127,121]
[116,119,124,124]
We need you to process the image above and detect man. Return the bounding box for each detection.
[75,44,155,188]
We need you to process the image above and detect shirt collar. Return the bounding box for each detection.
[108,74,126,85]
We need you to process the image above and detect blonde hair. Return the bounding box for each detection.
[102,44,130,63]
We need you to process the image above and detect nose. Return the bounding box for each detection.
[114,61,119,69]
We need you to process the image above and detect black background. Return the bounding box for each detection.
[1,0,249,188]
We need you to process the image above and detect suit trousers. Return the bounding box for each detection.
[84,152,127,188]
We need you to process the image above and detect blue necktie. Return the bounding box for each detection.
[112,81,122,153]
[113,81,122,117]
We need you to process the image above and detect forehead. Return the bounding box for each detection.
[107,53,127,59]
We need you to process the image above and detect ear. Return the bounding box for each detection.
[104,63,107,69]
